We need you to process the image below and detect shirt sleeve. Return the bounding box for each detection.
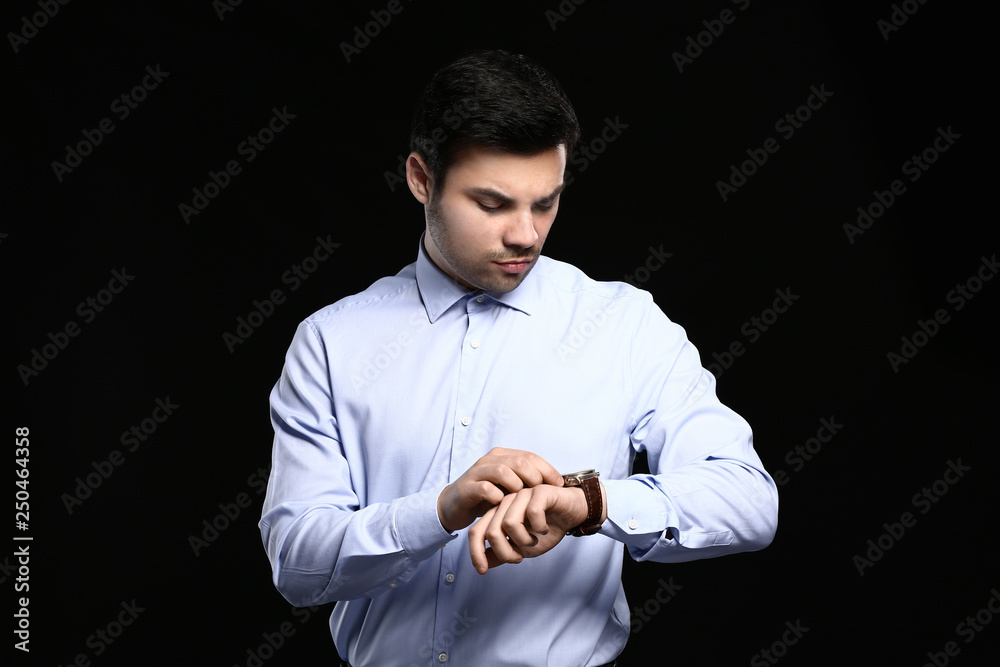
[599,292,779,562]
[259,320,457,606]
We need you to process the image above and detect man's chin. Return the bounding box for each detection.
[478,268,533,294]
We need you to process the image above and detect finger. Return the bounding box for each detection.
[501,489,538,548]
[481,448,557,487]
[508,452,564,488]
[524,487,553,535]
[478,463,527,495]
[483,546,505,571]
[483,496,522,567]
[533,455,564,487]
[472,479,506,509]
[490,454,545,489]
[468,507,496,574]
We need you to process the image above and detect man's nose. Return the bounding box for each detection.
[504,208,539,249]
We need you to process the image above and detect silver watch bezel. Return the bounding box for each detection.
[562,469,599,486]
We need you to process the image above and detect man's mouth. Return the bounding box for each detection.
[494,258,533,274]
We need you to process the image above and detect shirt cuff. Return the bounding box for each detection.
[394,489,458,560]
[598,478,669,552]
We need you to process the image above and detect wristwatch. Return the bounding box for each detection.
[562,469,603,536]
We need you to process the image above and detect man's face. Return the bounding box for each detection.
[422,144,566,293]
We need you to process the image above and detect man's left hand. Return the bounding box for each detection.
[468,483,601,574]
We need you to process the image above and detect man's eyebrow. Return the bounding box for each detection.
[539,183,566,203]
[465,183,565,205]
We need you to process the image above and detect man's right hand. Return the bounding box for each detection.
[437,447,563,532]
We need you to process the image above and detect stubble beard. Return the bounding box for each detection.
[426,195,538,294]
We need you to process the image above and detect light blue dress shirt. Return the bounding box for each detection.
[261,236,778,667]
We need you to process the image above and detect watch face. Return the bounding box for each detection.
[562,469,598,485]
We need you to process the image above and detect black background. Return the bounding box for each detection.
[4,1,996,665]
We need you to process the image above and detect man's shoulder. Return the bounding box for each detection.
[534,255,652,305]
[303,262,419,329]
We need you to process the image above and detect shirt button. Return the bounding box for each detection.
[438,652,448,662]
[461,417,471,426]
[388,582,397,589]
[445,573,455,583]
[476,295,484,303]
[628,519,638,530]
[470,338,480,348]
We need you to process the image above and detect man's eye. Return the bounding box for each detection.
[535,203,554,212]
[477,202,502,214]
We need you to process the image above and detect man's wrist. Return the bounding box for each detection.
[399,487,458,559]
[568,482,607,526]
[562,470,604,536]
[436,485,462,533]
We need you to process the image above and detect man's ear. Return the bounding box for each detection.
[406,152,434,204]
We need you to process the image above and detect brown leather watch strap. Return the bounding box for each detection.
[569,475,603,536]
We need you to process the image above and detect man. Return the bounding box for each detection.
[260,49,778,667]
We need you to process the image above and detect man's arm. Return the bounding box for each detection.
[601,292,778,562]
[260,320,562,605]
[260,320,445,606]
[466,291,778,570]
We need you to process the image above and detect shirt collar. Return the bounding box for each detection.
[415,233,537,322]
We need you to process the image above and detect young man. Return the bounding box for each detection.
[260,49,778,667]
